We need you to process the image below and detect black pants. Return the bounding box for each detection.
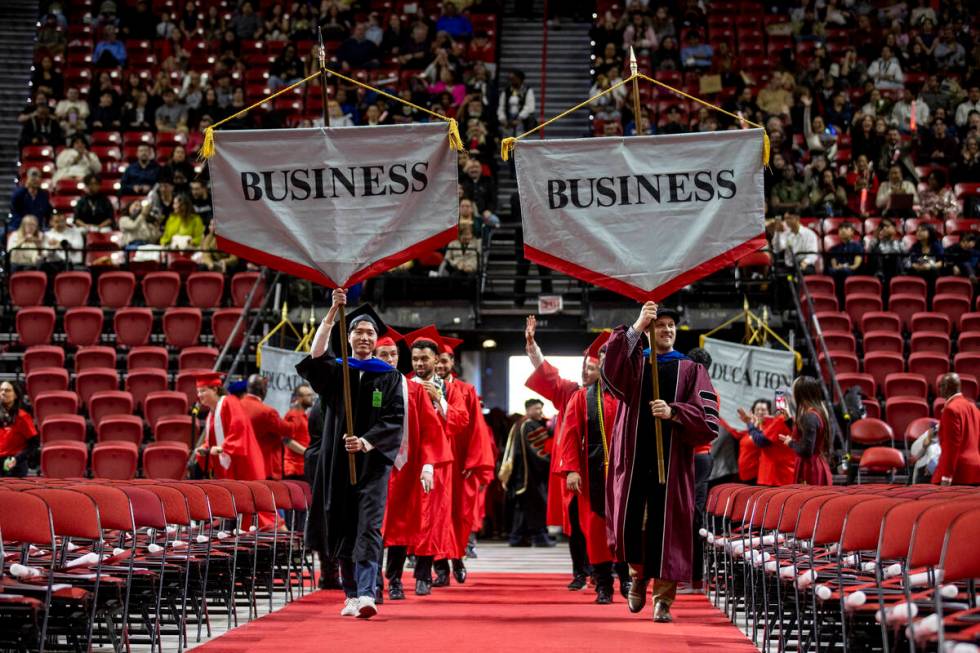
[567,497,591,577]
[386,546,433,582]
[692,453,713,583]
[433,558,463,575]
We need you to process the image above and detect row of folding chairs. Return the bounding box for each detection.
[9,270,264,310]
[703,483,980,653]
[0,477,313,653]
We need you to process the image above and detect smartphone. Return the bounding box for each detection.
[774,390,788,414]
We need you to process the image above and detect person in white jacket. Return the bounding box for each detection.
[869,46,904,91]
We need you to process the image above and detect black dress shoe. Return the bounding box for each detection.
[375,590,384,605]
[567,573,587,591]
[432,572,450,587]
[653,601,673,623]
[318,576,343,590]
[595,586,613,605]
[620,578,632,600]
[388,580,405,600]
[628,578,649,614]
[415,579,432,596]
[452,563,467,584]
[532,536,557,547]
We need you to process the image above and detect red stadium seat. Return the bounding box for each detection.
[91,442,139,480]
[819,351,859,381]
[64,307,104,347]
[884,396,930,440]
[125,368,169,408]
[823,332,856,352]
[857,446,905,477]
[860,311,901,336]
[863,399,881,419]
[809,294,839,313]
[889,275,927,299]
[87,390,134,427]
[888,293,927,331]
[863,331,903,354]
[126,346,168,370]
[143,441,191,479]
[909,332,951,356]
[186,271,225,308]
[935,276,974,301]
[141,271,181,308]
[41,441,89,478]
[9,271,47,306]
[26,367,69,400]
[178,346,218,371]
[16,307,56,346]
[843,275,881,297]
[836,373,876,399]
[212,308,245,348]
[95,415,144,446]
[75,367,119,405]
[33,390,79,426]
[805,275,836,297]
[849,417,894,449]
[845,293,883,329]
[884,373,929,400]
[114,307,154,347]
[910,312,952,335]
[958,331,980,353]
[961,375,979,400]
[153,415,193,447]
[863,351,906,389]
[163,308,202,347]
[174,369,205,405]
[143,390,188,428]
[96,271,136,308]
[954,352,980,379]
[40,414,86,443]
[933,294,972,330]
[231,272,265,307]
[903,416,938,449]
[74,345,116,372]
[960,312,980,333]
[53,271,92,307]
[23,345,65,374]
[814,311,851,334]
[908,352,950,394]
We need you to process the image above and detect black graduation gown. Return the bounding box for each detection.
[298,353,405,562]
[508,417,551,530]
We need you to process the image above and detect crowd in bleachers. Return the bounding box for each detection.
[590,0,980,277]
[10,0,504,282]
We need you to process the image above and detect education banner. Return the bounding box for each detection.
[209,122,459,287]
[514,129,767,301]
[258,345,308,416]
[701,337,796,426]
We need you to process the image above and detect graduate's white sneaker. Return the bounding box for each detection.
[340,598,359,617]
[356,596,378,619]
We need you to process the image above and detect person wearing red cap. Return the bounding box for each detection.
[194,371,267,482]
[434,335,496,564]
[240,374,287,479]
[557,331,627,604]
[523,315,591,589]
[432,332,496,587]
[375,330,456,599]
[297,288,406,620]
[603,303,719,623]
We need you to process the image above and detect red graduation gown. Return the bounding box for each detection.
[933,394,980,485]
[558,385,618,565]
[240,393,285,479]
[444,377,495,558]
[525,360,580,530]
[197,395,267,481]
[756,416,797,487]
[282,407,309,478]
[384,379,456,559]
[721,418,761,482]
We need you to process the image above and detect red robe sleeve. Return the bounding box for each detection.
[933,399,964,484]
[526,360,579,412]
[462,384,495,474]
[444,381,470,445]
[557,389,586,475]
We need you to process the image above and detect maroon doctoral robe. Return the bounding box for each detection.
[601,326,719,582]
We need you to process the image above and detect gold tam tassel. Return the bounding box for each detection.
[198,127,215,161]
[501,137,516,162]
[762,131,771,167]
[447,118,463,152]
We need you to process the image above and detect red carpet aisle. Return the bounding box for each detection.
[194,573,758,652]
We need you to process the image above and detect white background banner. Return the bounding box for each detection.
[209,123,459,287]
[701,337,796,425]
[514,129,766,301]
[259,346,308,416]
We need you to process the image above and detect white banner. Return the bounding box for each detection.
[702,337,796,426]
[514,129,766,301]
[209,123,459,287]
[259,346,309,416]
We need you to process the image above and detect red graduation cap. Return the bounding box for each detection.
[374,326,404,350]
[194,370,224,389]
[585,330,611,363]
[404,325,444,351]
[439,334,464,356]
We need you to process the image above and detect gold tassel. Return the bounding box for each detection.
[762,130,771,167]
[501,137,517,162]
[447,118,463,152]
[198,126,215,161]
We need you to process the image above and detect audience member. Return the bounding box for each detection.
[0,381,38,478]
[73,174,115,229]
[18,101,63,148]
[443,226,480,275]
[154,87,189,133]
[7,215,44,269]
[945,232,978,284]
[867,217,906,281]
[52,135,102,184]
[498,69,535,137]
[876,165,918,216]
[93,24,127,67]
[120,144,161,195]
[9,168,52,230]
[119,198,161,247]
[907,223,944,286]
[772,212,819,273]
[828,222,864,294]
[41,212,84,266]
[160,193,204,248]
